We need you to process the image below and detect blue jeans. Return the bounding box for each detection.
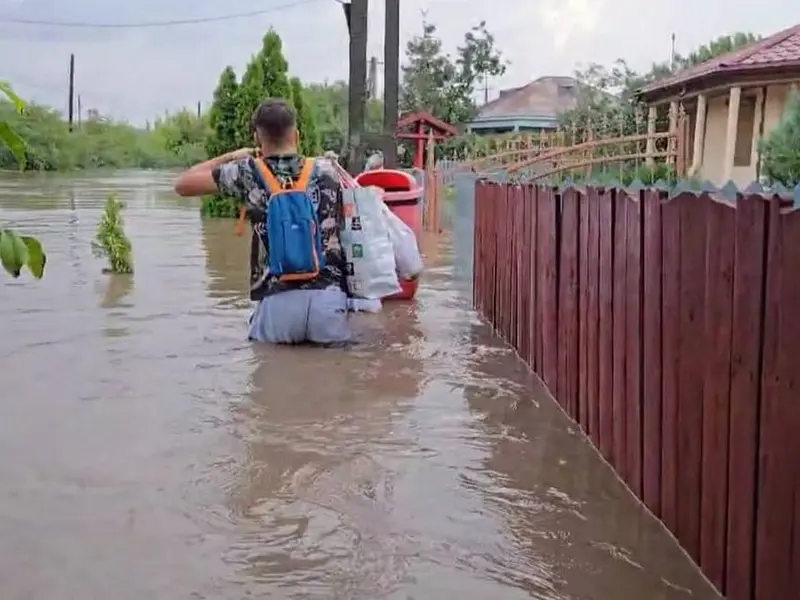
[248,286,351,345]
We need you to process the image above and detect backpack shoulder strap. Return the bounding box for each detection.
[251,157,283,194]
[293,158,316,192]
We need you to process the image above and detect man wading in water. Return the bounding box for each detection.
[174,99,350,345]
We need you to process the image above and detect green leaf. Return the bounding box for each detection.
[0,121,27,167]
[0,81,25,113]
[0,229,29,278]
[21,236,46,279]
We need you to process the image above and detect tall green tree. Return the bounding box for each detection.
[400,20,505,125]
[236,57,265,146]
[303,81,382,154]
[290,77,321,155]
[235,29,293,146]
[681,33,761,68]
[259,30,292,101]
[206,66,239,157]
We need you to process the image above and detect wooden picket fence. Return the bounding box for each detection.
[473,180,800,600]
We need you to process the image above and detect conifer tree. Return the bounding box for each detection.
[290,77,321,156]
[206,66,239,157]
[236,57,265,146]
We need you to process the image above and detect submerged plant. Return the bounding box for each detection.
[92,193,134,274]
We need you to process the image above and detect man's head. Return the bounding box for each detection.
[251,99,299,154]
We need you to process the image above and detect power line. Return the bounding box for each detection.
[0,0,323,29]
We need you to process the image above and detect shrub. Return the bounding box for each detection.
[200,195,239,218]
[760,91,800,189]
[92,193,134,274]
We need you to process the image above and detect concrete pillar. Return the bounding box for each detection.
[645,105,657,166]
[690,94,707,177]
[722,86,742,183]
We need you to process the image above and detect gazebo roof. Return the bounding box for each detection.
[396,111,458,137]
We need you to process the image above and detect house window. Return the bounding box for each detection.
[734,96,757,167]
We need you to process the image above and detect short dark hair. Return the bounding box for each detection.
[251,99,296,141]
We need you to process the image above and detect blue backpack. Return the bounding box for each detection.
[251,157,326,283]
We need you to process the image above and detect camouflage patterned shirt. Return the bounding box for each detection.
[212,155,346,301]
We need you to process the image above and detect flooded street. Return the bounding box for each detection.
[0,171,719,600]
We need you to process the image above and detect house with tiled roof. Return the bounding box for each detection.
[466,76,582,134]
[636,25,800,187]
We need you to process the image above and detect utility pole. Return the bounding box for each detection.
[382,0,400,168]
[197,101,201,118]
[67,53,75,132]
[367,56,378,100]
[670,33,676,71]
[484,75,489,104]
[77,95,82,127]
[346,0,368,175]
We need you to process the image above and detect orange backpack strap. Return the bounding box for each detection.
[294,159,316,191]
[252,157,284,194]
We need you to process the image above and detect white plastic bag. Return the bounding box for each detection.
[380,203,423,280]
[341,186,402,299]
[347,297,383,313]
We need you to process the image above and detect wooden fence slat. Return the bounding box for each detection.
[587,188,601,442]
[519,185,531,363]
[491,182,501,328]
[558,188,580,416]
[578,190,590,425]
[472,180,488,318]
[676,193,708,561]
[597,188,614,460]
[642,189,663,515]
[538,186,559,390]
[505,186,514,343]
[483,183,493,324]
[625,191,643,497]
[660,193,681,536]
[514,185,525,355]
[725,194,767,600]
[502,184,512,340]
[699,199,736,591]
[612,189,628,475]
[529,185,540,370]
[509,186,520,350]
[754,200,800,600]
[474,181,485,314]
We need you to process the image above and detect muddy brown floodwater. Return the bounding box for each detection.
[0,171,720,600]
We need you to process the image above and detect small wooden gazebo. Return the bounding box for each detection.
[396,111,458,169]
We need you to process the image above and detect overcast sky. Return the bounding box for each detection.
[0,0,795,124]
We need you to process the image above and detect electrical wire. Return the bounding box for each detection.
[0,0,324,29]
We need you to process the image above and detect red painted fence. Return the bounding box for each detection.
[473,180,800,600]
